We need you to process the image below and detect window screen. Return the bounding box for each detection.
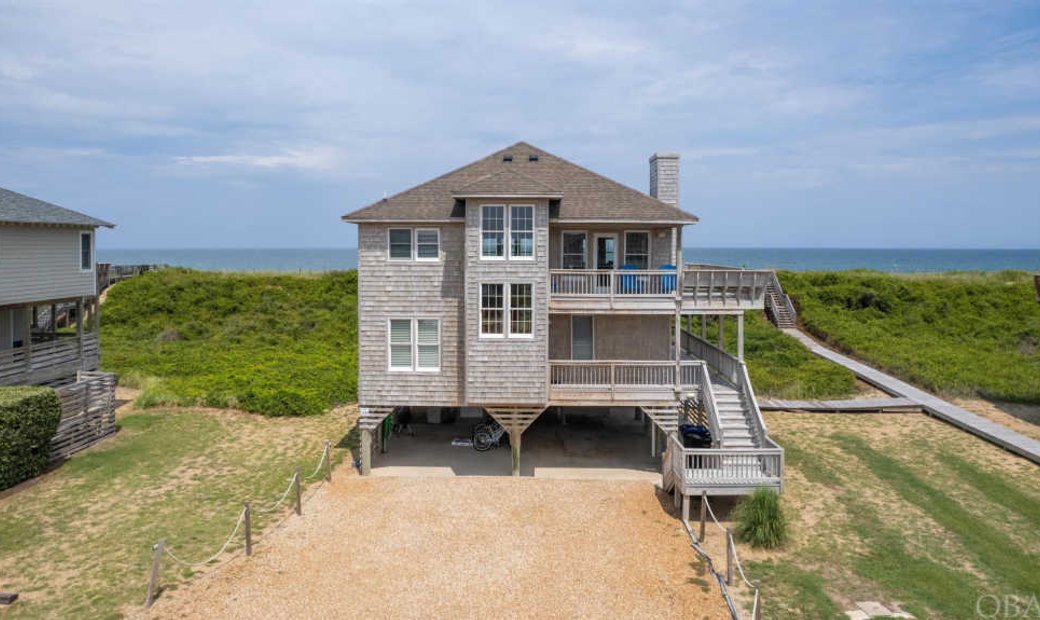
[624,232,650,270]
[510,206,533,258]
[389,319,413,368]
[80,232,92,270]
[480,284,504,335]
[416,229,439,260]
[481,206,505,258]
[416,319,439,369]
[389,229,412,260]
[510,283,533,335]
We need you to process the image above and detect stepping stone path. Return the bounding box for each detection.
[846,601,914,619]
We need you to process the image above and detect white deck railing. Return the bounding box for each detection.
[669,434,784,492]
[550,266,772,309]
[681,268,771,308]
[549,360,702,389]
[550,269,679,297]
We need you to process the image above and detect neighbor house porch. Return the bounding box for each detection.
[0,296,101,386]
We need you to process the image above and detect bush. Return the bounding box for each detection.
[733,489,788,549]
[0,387,62,490]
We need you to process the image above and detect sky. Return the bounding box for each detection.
[1,1,1039,250]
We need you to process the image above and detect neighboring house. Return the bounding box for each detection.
[0,187,114,387]
[343,142,784,501]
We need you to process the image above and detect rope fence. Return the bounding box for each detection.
[681,491,763,620]
[144,440,333,608]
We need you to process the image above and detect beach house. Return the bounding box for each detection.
[343,142,785,503]
[0,187,113,386]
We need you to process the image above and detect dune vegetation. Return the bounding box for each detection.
[780,270,1040,404]
[101,269,358,416]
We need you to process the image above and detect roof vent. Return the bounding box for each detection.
[502,154,513,162]
[528,154,539,162]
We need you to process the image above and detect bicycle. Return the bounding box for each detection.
[472,419,507,452]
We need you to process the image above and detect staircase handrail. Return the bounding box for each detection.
[737,361,769,446]
[692,362,724,448]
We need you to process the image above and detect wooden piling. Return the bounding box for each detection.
[511,431,521,477]
[244,503,252,557]
[726,527,734,586]
[324,440,332,482]
[360,429,372,476]
[145,538,164,608]
[699,491,707,541]
[293,467,302,515]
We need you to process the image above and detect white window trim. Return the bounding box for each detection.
[386,317,441,372]
[623,230,651,270]
[479,281,535,339]
[560,230,588,269]
[414,318,441,372]
[479,283,506,338]
[508,205,535,261]
[479,205,506,260]
[79,230,94,273]
[414,228,441,262]
[507,282,535,339]
[387,227,414,262]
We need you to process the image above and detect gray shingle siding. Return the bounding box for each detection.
[463,199,549,406]
[356,223,465,407]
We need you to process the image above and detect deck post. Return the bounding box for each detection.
[650,425,657,457]
[21,307,32,378]
[76,297,84,365]
[737,313,745,361]
[50,304,57,335]
[681,494,690,523]
[700,315,707,339]
[510,431,521,477]
[699,491,707,541]
[360,429,372,476]
[674,305,682,391]
[717,315,724,351]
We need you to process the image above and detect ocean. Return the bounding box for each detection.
[97,247,1040,273]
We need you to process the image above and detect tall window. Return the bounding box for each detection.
[562,232,587,269]
[415,319,440,369]
[481,206,505,258]
[80,232,93,271]
[389,319,413,369]
[388,229,412,260]
[510,284,533,336]
[415,229,440,260]
[480,284,504,335]
[510,206,533,258]
[624,231,650,269]
[388,318,440,371]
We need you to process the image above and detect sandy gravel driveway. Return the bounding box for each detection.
[150,476,728,619]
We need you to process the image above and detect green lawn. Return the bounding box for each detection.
[781,270,1040,403]
[0,406,355,618]
[747,411,1040,619]
[101,269,359,416]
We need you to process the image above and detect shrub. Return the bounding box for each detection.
[0,387,62,490]
[733,489,788,549]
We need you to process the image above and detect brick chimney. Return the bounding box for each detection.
[649,152,680,208]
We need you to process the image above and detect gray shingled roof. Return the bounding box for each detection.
[453,169,562,198]
[0,187,114,228]
[343,142,698,224]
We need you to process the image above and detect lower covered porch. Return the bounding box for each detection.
[0,297,101,387]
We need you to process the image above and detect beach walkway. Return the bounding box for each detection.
[783,328,1040,466]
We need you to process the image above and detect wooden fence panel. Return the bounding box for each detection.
[50,371,117,461]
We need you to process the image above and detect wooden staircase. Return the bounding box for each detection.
[765,277,797,328]
[712,379,759,448]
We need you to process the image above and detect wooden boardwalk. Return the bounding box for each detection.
[760,397,921,413]
[782,328,1040,466]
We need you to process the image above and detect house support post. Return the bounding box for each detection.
[650,426,657,457]
[50,304,57,335]
[22,306,32,378]
[76,297,84,365]
[360,429,373,476]
[717,315,724,351]
[701,315,707,339]
[510,431,521,477]
[737,313,745,362]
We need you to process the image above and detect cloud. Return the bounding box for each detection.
[173,147,342,172]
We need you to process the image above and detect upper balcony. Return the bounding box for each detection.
[549,266,775,314]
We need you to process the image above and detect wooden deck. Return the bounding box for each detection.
[549,267,774,313]
[548,359,701,404]
[0,333,100,387]
[783,328,1040,465]
[759,397,922,413]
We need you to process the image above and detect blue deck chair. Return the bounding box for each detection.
[619,264,642,293]
[659,264,677,293]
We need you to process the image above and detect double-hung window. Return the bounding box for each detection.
[388,229,413,260]
[388,318,440,371]
[481,206,505,258]
[79,231,93,271]
[561,232,587,269]
[480,283,534,338]
[510,206,534,259]
[388,227,440,261]
[624,231,650,270]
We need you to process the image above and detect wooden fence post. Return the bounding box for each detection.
[244,503,252,557]
[324,440,332,482]
[699,491,707,541]
[294,467,302,515]
[726,527,734,586]
[145,538,164,608]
